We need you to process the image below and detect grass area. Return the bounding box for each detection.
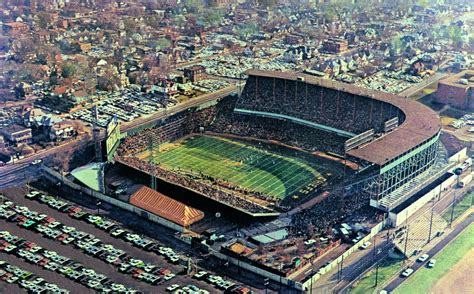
[350,258,404,294]
[442,192,473,222]
[150,135,326,199]
[394,222,474,294]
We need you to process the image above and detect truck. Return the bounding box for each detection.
[458,172,473,188]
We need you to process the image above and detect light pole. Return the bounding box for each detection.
[427,205,434,243]
[96,200,102,215]
[449,193,457,227]
[403,224,410,260]
[264,278,269,294]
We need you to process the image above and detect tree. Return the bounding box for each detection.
[14,84,25,99]
[257,0,278,8]
[448,25,463,48]
[202,9,223,28]
[238,22,259,40]
[156,38,172,50]
[183,0,205,13]
[391,35,403,54]
[61,63,77,79]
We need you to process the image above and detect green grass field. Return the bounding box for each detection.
[149,135,326,199]
[394,222,474,294]
[350,258,404,294]
[442,192,473,222]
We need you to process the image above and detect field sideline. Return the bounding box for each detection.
[394,222,474,294]
[149,135,328,200]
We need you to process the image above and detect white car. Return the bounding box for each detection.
[166,284,180,292]
[428,259,436,268]
[31,159,42,165]
[417,254,429,262]
[401,268,414,277]
[360,242,371,249]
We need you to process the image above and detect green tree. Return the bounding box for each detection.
[183,0,205,13]
[391,35,403,54]
[257,0,278,8]
[238,22,259,40]
[62,63,77,79]
[202,9,223,27]
[156,38,172,50]
[448,25,463,47]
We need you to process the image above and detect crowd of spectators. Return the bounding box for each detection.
[236,76,404,134]
[115,155,275,214]
[290,191,378,238]
[209,97,347,155]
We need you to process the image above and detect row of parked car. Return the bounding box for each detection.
[23,188,251,293]
[26,189,184,266]
[164,270,252,294]
[6,194,178,288]
[0,260,69,294]
[401,253,437,278]
[0,230,134,293]
[26,189,184,265]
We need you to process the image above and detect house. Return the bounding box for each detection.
[2,22,29,35]
[0,125,32,146]
[321,38,348,54]
[183,65,206,83]
[49,121,75,141]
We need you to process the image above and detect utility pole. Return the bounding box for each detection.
[374,260,380,287]
[449,193,457,227]
[427,206,434,243]
[403,224,410,260]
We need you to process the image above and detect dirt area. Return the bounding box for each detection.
[431,248,474,294]
[443,126,474,143]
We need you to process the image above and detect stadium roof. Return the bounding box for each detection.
[130,185,204,227]
[245,70,441,166]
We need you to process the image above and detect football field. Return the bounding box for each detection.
[149,135,327,199]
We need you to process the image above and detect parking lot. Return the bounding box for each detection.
[69,89,178,127]
[0,186,254,293]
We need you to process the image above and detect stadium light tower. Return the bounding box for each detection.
[93,105,103,162]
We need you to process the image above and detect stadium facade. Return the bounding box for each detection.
[237,70,441,211]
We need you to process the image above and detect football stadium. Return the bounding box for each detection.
[115,69,441,221]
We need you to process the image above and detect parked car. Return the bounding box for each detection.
[401,268,414,277]
[360,241,371,249]
[428,259,436,268]
[417,254,429,262]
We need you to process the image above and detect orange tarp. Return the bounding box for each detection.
[130,186,204,227]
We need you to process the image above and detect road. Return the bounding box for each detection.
[384,213,474,292]
[398,72,448,98]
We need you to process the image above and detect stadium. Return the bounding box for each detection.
[114,69,441,221]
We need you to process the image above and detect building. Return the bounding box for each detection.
[183,65,206,83]
[49,121,75,141]
[436,70,474,111]
[2,22,29,35]
[0,125,32,146]
[321,38,348,54]
[238,70,441,211]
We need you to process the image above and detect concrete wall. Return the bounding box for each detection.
[389,174,456,227]
[41,167,185,232]
[448,147,468,163]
